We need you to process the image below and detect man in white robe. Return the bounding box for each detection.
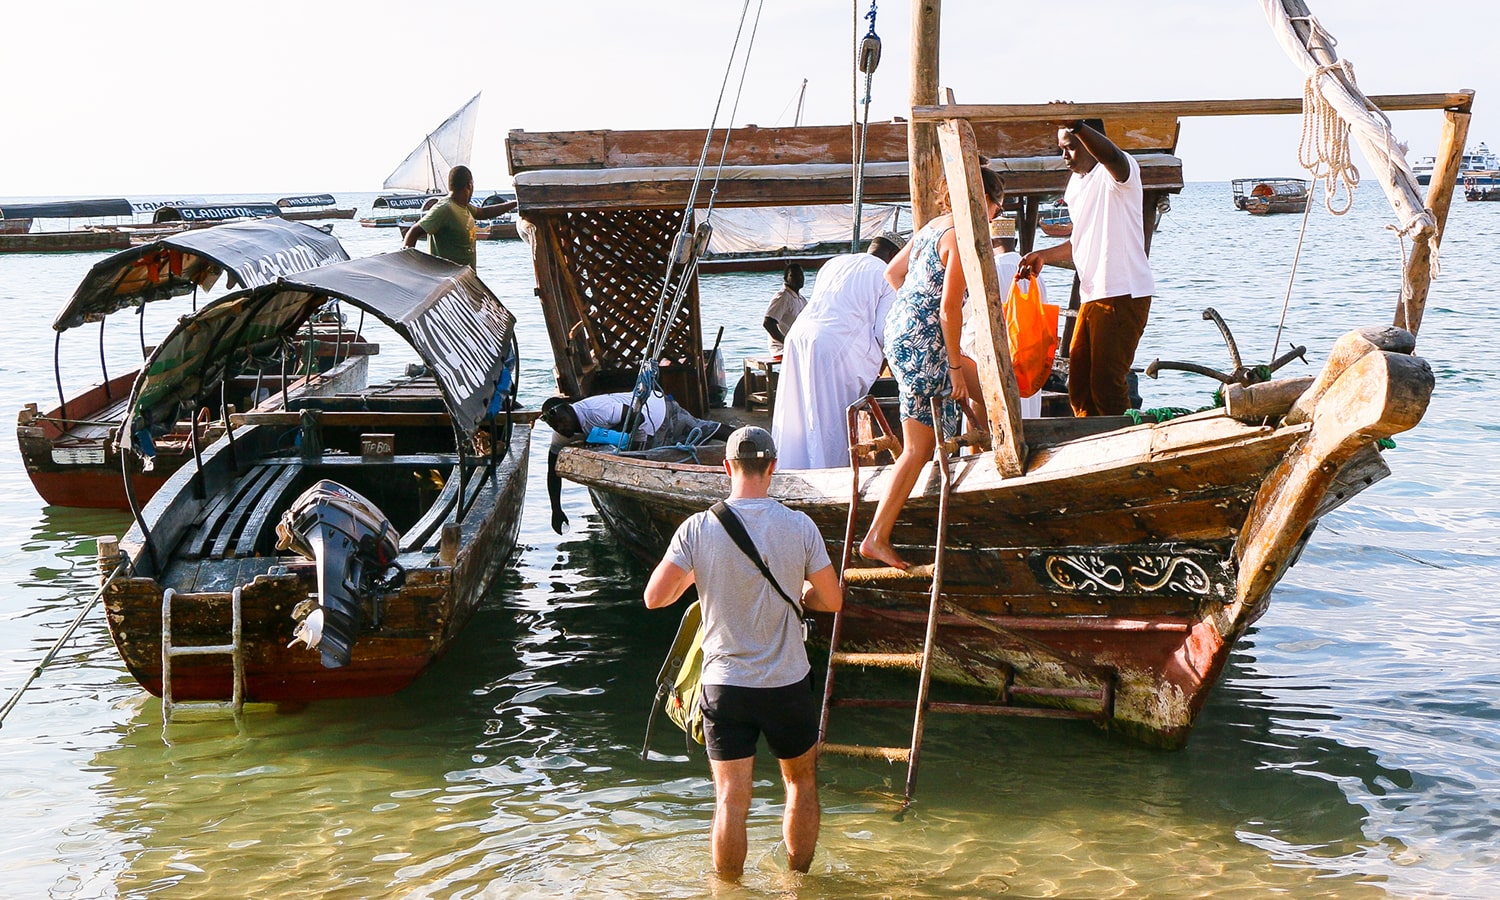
[771,233,906,470]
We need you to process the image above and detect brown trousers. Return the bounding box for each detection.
[1068,295,1151,417]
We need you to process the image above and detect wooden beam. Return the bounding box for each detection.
[936,118,1026,477]
[1398,109,1470,337]
[911,92,1474,123]
[908,0,943,229]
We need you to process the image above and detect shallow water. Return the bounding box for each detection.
[1,184,1498,898]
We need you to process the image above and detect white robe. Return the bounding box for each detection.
[771,253,896,469]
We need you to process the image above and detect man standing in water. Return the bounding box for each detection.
[1018,118,1154,416]
[644,427,842,878]
[401,164,518,268]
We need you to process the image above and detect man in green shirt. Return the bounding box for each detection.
[401,165,518,269]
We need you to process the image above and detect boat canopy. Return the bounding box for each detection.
[0,198,133,219]
[54,218,349,332]
[705,204,899,255]
[152,203,282,223]
[477,192,515,207]
[123,250,516,452]
[372,193,440,210]
[276,194,337,208]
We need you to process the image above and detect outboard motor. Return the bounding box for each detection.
[275,480,402,668]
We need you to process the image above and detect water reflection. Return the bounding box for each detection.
[80,503,1440,899]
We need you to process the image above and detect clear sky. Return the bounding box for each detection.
[0,1,1490,197]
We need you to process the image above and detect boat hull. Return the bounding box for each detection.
[19,345,371,510]
[563,394,1402,747]
[103,418,531,702]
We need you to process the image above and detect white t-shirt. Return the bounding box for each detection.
[549,391,666,451]
[1063,153,1155,303]
[764,286,806,355]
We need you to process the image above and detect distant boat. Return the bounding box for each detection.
[0,199,135,253]
[276,194,356,221]
[1038,199,1072,237]
[1231,177,1312,214]
[1463,173,1500,201]
[152,203,284,226]
[17,219,370,509]
[1414,141,1497,186]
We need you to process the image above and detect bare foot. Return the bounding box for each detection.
[858,536,910,571]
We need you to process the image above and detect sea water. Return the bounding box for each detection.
[0,184,1497,898]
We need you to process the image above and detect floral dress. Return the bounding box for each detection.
[883,220,956,427]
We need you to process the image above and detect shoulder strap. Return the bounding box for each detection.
[709,501,805,619]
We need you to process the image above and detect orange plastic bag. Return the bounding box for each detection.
[1004,275,1060,397]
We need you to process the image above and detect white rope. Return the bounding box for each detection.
[1298,60,1359,215]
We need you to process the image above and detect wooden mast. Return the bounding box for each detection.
[908,0,942,229]
[1398,107,1470,335]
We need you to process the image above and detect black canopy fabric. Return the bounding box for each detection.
[125,250,517,450]
[372,193,439,210]
[152,203,282,223]
[54,218,349,332]
[276,194,337,208]
[0,198,134,219]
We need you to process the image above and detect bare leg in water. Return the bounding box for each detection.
[858,416,937,570]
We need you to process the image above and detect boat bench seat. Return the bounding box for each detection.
[189,462,305,560]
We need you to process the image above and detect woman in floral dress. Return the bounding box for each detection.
[858,167,1005,570]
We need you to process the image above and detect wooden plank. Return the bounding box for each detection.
[202,465,280,560]
[1400,109,1470,337]
[234,464,303,559]
[935,118,1026,477]
[507,117,1181,176]
[910,92,1475,123]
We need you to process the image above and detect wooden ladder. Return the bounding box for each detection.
[819,396,1115,806]
[161,586,244,725]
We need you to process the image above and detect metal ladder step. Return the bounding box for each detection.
[162,586,244,725]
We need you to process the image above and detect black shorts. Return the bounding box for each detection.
[701,673,819,762]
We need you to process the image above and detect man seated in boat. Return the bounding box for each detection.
[762,264,807,357]
[955,217,1048,422]
[770,232,905,469]
[541,391,725,532]
[400,165,518,269]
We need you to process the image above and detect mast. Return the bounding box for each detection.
[908,0,942,229]
[795,78,808,126]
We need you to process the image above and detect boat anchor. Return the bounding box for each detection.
[1145,307,1307,386]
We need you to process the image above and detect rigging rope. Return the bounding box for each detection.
[1298,59,1360,215]
[851,0,881,251]
[626,0,767,436]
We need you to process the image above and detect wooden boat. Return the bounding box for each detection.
[1414,140,1495,185]
[1232,177,1312,214]
[0,199,135,253]
[18,218,370,510]
[1037,199,1072,237]
[512,0,1465,750]
[1462,173,1500,200]
[275,194,357,221]
[99,249,530,705]
[151,203,283,227]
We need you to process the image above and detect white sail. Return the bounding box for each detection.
[704,204,899,255]
[382,93,482,193]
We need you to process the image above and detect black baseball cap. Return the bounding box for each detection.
[725,426,776,460]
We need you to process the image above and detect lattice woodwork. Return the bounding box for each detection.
[533,208,705,409]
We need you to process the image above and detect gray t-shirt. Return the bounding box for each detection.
[663,497,832,689]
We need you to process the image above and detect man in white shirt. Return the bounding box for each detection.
[1018,118,1154,416]
[542,391,725,531]
[770,233,905,469]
